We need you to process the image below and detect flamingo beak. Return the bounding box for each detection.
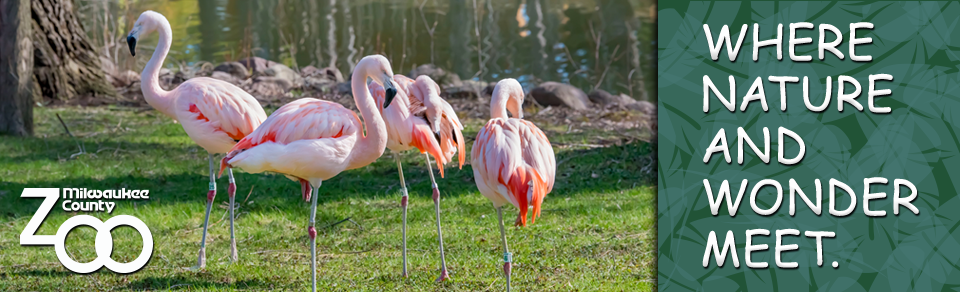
[382,74,397,109]
[126,35,137,57]
[384,87,397,108]
[218,157,230,178]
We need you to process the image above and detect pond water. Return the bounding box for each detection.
[79,0,655,100]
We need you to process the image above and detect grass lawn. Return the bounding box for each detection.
[0,106,655,291]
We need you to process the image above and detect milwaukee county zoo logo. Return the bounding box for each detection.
[19,188,154,274]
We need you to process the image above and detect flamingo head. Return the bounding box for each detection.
[360,55,398,109]
[493,78,525,119]
[506,91,524,119]
[127,11,166,57]
[414,75,445,134]
[218,150,241,178]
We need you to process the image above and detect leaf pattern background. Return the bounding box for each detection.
[658,1,960,291]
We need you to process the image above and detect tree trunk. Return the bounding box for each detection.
[31,0,117,101]
[0,0,34,136]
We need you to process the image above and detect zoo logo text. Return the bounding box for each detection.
[19,188,154,274]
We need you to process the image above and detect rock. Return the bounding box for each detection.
[444,80,489,99]
[256,76,293,91]
[249,76,294,98]
[589,90,642,110]
[258,64,303,88]
[302,65,344,82]
[481,83,496,97]
[211,71,240,84]
[301,65,321,76]
[214,62,249,79]
[589,89,621,106]
[118,70,140,86]
[409,64,462,87]
[237,56,277,73]
[617,93,640,105]
[304,76,337,92]
[158,68,176,88]
[335,82,352,96]
[172,70,191,85]
[529,82,591,110]
[627,100,656,115]
[193,61,215,77]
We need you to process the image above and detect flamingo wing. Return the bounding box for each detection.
[393,74,417,97]
[220,98,363,180]
[372,75,466,176]
[471,118,554,226]
[236,98,361,150]
[518,120,556,193]
[396,75,427,115]
[175,77,267,153]
[433,99,465,169]
[409,75,465,169]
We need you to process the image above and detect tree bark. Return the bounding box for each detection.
[30,0,117,101]
[0,0,34,136]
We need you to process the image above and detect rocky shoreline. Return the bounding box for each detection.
[93,57,656,141]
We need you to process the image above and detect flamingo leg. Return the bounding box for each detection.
[227,167,238,262]
[425,153,449,282]
[193,153,217,270]
[497,207,512,292]
[395,153,409,277]
[308,182,321,292]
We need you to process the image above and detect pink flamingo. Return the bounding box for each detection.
[369,75,465,280]
[219,55,398,292]
[126,11,267,268]
[471,78,556,291]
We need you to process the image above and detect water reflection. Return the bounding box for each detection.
[80,0,655,100]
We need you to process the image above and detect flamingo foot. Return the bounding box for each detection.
[436,269,449,282]
[188,248,206,271]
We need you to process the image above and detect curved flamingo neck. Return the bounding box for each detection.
[140,15,176,118]
[490,91,510,120]
[347,64,388,169]
[490,79,525,120]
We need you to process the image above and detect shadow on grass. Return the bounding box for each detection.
[11,269,74,278]
[0,136,194,165]
[1,139,653,222]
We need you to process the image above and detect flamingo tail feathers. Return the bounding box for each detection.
[410,125,448,178]
[507,166,548,227]
[435,112,466,170]
[454,123,465,169]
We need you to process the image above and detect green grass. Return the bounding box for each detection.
[0,106,655,291]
